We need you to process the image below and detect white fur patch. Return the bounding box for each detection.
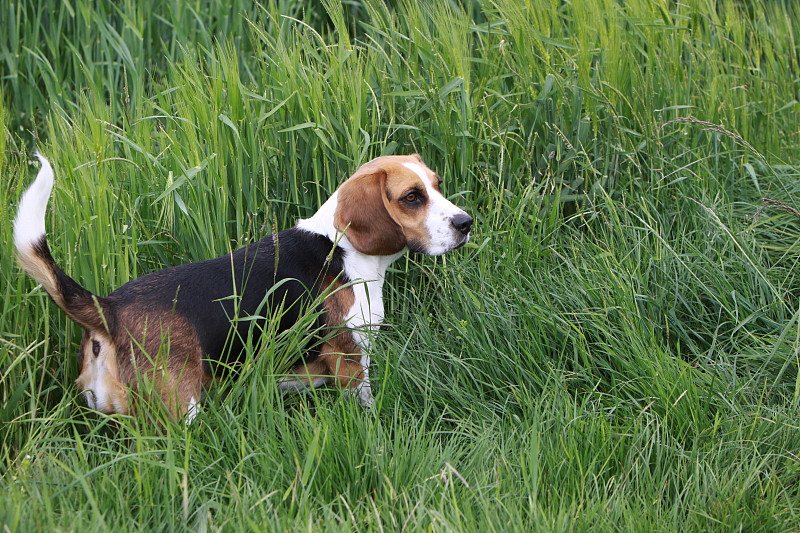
[185,396,199,425]
[296,191,340,239]
[14,153,55,251]
[80,357,112,412]
[81,360,113,413]
[356,353,373,407]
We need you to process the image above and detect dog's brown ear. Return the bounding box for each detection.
[334,168,407,256]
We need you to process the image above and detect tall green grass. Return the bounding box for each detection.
[2,0,800,530]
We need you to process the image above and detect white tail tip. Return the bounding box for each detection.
[14,153,55,251]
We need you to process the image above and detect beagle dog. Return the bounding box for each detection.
[14,153,472,421]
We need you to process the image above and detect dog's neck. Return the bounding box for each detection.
[297,191,405,339]
[296,190,407,283]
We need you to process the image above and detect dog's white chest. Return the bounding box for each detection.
[341,248,403,349]
[346,278,385,350]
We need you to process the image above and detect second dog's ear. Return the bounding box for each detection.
[334,168,407,256]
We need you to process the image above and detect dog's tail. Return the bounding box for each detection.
[14,154,108,331]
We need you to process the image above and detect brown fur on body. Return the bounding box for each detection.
[19,227,356,420]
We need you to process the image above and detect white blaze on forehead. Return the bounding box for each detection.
[401,162,436,191]
[401,162,468,255]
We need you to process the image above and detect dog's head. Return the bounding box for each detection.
[334,154,473,256]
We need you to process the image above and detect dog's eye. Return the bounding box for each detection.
[92,340,101,357]
[404,192,418,203]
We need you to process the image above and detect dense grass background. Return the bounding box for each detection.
[2,0,800,530]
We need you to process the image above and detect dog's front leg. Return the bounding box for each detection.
[317,346,372,407]
[279,341,372,406]
[278,358,332,393]
[353,353,373,407]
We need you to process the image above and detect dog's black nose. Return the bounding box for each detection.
[451,213,473,235]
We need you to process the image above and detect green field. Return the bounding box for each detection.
[2,0,800,530]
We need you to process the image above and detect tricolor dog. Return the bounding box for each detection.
[14,153,472,421]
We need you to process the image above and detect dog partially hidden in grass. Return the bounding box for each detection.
[14,153,472,421]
